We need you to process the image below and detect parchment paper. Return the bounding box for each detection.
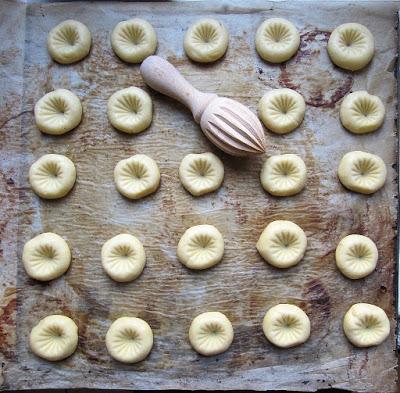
[0,1,398,391]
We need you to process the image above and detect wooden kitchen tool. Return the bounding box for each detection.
[140,56,266,157]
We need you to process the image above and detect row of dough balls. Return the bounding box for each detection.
[47,19,156,65]
[47,18,375,71]
[34,87,151,136]
[29,149,387,202]
[23,223,379,282]
[259,89,385,135]
[34,87,385,136]
[30,303,390,363]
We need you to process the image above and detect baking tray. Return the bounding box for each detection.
[0,0,398,391]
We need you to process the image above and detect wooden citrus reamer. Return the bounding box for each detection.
[140,56,266,157]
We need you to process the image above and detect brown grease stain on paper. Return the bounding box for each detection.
[279,30,353,108]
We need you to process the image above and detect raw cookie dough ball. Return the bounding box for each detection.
[34,89,82,135]
[101,234,146,282]
[255,18,300,63]
[189,311,234,356]
[107,87,153,134]
[327,23,374,71]
[260,154,307,196]
[258,88,305,134]
[343,303,390,347]
[177,224,224,270]
[29,154,76,199]
[114,154,160,200]
[336,234,378,279]
[23,233,71,281]
[179,152,224,196]
[256,220,307,268]
[338,151,386,194]
[111,18,157,63]
[30,315,78,361]
[106,317,153,363]
[184,18,229,63]
[47,20,91,64]
[263,304,310,348]
[340,91,385,134]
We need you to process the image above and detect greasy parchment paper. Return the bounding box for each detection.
[0,0,398,391]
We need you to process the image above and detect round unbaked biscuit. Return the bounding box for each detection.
[30,315,78,361]
[34,89,82,135]
[260,154,307,196]
[343,303,390,347]
[256,220,307,268]
[23,232,71,281]
[29,154,76,199]
[106,317,153,363]
[338,151,386,194]
[340,91,385,134]
[114,154,160,200]
[255,18,300,63]
[107,87,152,134]
[258,88,305,134]
[336,234,378,279]
[184,18,229,63]
[189,311,234,356]
[327,23,374,71]
[101,234,146,282]
[179,152,224,196]
[111,18,157,63]
[263,304,310,348]
[47,20,91,64]
[177,224,224,270]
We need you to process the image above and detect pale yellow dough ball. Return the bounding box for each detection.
[184,18,229,63]
[101,234,146,282]
[256,220,307,268]
[179,152,224,196]
[177,224,224,270]
[340,91,385,134]
[114,154,160,200]
[34,89,82,135]
[260,154,307,196]
[47,20,91,64]
[263,304,310,348]
[106,317,153,363]
[258,88,305,134]
[338,151,386,194]
[23,232,71,281]
[328,23,374,71]
[343,303,390,347]
[111,18,157,63]
[189,311,234,356]
[29,154,76,199]
[30,315,78,361]
[335,234,378,279]
[255,18,300,63]
[107,87,153,134]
